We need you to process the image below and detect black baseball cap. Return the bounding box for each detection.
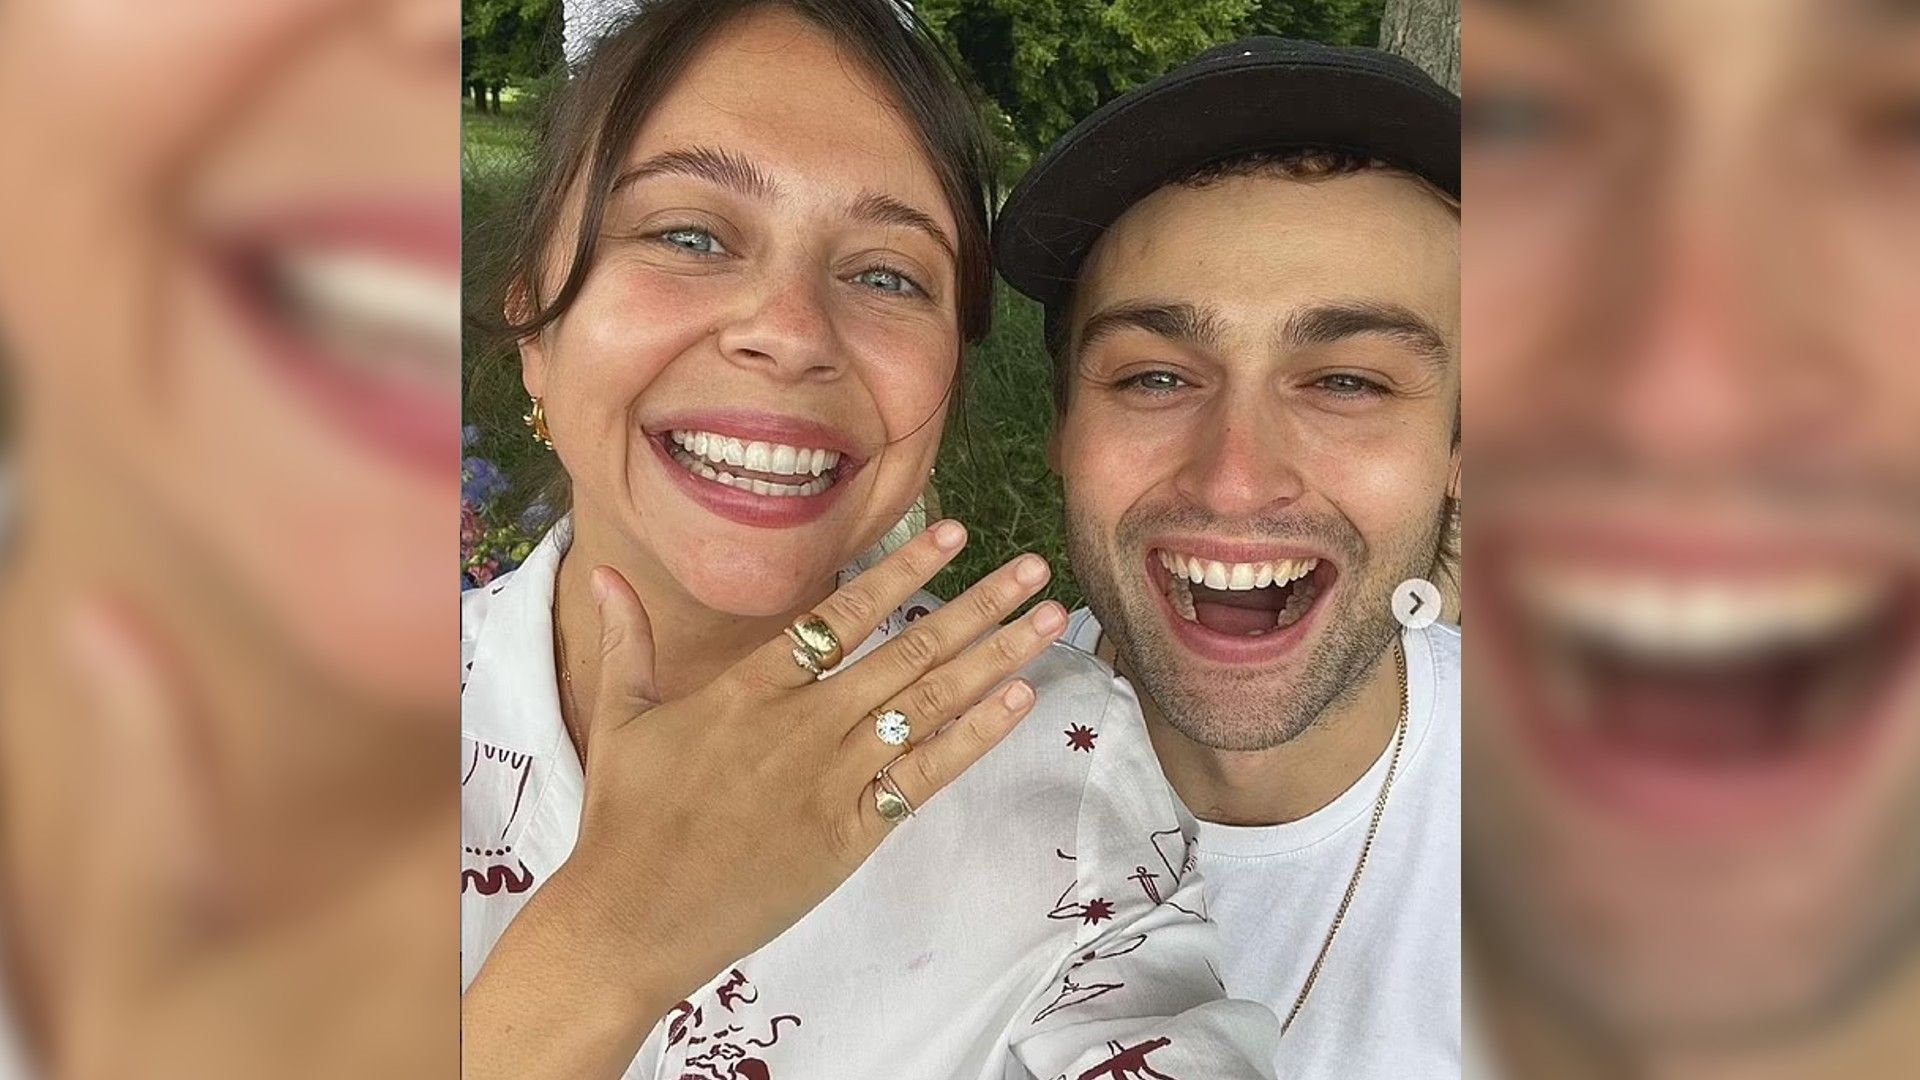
[994,37,1459,341]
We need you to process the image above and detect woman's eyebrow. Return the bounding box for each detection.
[613,146,782,199]
[847,191,955,262]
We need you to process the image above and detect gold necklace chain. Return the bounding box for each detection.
[1280,638,1410,1038]
[553,617,585,756]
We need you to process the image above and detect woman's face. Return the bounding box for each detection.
[524,10,962,617]
[0,0,459,711]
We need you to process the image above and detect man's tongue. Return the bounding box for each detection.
[1586,655,1809,762]
[1190,585,1284,636]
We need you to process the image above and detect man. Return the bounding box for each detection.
[995,38,1462,1080]
[1463,1,1920,1076]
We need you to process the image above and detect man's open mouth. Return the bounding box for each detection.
[663,428,848,498]
[1494,549,1920,821]
[1151,548,1337,638]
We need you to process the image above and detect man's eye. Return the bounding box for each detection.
[656,227,727,255]
[1316,373,1388,396]
[853,266,923,296]
[1120,371,1188,393]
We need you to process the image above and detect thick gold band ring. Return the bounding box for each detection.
[874,761,916,825]
[784,613,843,673]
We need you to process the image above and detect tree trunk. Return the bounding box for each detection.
[1379,0,1459,94]
[488,84,503,114]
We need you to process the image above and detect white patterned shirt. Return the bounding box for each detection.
[461,520,1278,1079]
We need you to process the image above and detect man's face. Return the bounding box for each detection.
[1465,0,1920,1048]
[1054,170,1460,750]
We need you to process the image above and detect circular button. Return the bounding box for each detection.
[1392,578,1443,630]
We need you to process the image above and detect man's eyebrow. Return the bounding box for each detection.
[1282,301,1453,368]
[1076,301,1226,356]
[848,191,955,262]
[613,146,782,200]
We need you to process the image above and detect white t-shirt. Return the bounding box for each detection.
[1064,611,1463,1080]
[461,520,1278,1079]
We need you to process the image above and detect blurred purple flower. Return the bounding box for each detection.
[462,456,508,507]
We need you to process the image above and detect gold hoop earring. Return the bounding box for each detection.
[523,397,554,449]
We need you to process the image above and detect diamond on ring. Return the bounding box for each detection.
[789,645,825,677]
[874,708,911,747]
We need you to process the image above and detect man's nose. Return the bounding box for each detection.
[713,267,844,383]
[1171,403,1307,518]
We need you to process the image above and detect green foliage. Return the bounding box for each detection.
[463,0,562,93]
[918,0,1384,152]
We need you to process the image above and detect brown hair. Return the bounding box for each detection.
[481,0,994,348]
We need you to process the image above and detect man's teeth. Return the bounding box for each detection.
[669,429,841,477]
[1516,565,1891,661]
[1157,550,1318,591]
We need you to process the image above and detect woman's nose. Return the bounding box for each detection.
[714,270,844,383]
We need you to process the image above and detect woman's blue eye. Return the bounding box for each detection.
[854,267,919,296]
[659,228,724,254]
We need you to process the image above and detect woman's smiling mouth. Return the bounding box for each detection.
[644,412,867,529]
[666,428,844,497]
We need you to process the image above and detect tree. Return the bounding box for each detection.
[1378,0,1457,92]
[463,0,564,113]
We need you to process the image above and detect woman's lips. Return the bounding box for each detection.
[644,415,867,529]
[199,201,461,478]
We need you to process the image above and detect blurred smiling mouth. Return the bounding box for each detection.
[1490,535,1920,827]
[1148,545,1338,663]
[204,203,461,475]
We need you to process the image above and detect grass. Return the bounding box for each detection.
[462,104,1081,612]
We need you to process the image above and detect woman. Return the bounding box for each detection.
[0,0,456,1074]
[459,1,1278,1077]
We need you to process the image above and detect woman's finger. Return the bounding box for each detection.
[589,566,661,737]
[857,679,1038,839]
[831,550,1052,706]
[58,599,221,1079]
[842,600,1066,760]
[744,519,970,692]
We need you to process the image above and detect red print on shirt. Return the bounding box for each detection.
[1065,724,1099,752]
[1076,1037,1179,1079]
[672,969,802,1080]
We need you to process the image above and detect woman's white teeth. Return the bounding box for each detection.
[1157,550,1318,591]
[669,430,842,477]
[669,447,833,497]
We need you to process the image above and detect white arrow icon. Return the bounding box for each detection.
[1392,578,1443,630]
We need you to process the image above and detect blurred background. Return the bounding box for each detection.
[1462,0,1920,1076]
[460,0,1455,609]
[0,0,458,1076]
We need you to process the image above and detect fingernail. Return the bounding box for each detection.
[1004,680,1034,709]
[1032,602,1066,634]
[590,568,611,606]
[1014,554,1049,586]
[933,520,966,550]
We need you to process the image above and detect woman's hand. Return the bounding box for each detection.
[462,521,1068,1080]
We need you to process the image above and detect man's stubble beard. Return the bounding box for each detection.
[1064,499,1445,752]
